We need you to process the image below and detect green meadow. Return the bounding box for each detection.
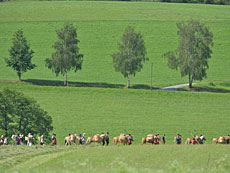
[0,1,230,86]
[1,145,230,172]
[0,1,230,172]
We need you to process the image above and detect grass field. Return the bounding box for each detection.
[0,1,230,172]
[1,145,230,172]
[0,81,230,145]
[0,1,230,87]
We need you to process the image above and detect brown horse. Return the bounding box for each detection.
[113,136,119,145]
[213,137,219,144]
[218,136,226,144]
[185,136,202,144]
[86,134,105,145]
[142,134,160,144]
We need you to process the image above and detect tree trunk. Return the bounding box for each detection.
[18,72,21,81]
[189,73,193,88]
[64,70,68,86]
[127,72,130,88]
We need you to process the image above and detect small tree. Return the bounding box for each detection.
[163,20,213,88]
[45,23,83,86]
[5,30,36,81]
[112,26,148,88]
[0,89,53,137]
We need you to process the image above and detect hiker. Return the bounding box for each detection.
[176,134,181,144]
[162,134,166,144]
[154,135,159,144]
[192,135,196,144]
[0,135,3,145]
[40,135,44,145]
[127,134,133,145]
[16,134,20,145]
[105,132,109,146]
[200,134,204,144]
[51,134,57,145]
[4,137,8,145]
[19,134,24,145]
[27,133,34,146]
[79,134,83,145]
[82,133,86,145]
[226,135,230,144]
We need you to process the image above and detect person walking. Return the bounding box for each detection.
[127,134,133,145]
[3,137,8,145]
[105,132,109,146]
[162,134,166,144]
[51,134,57,146]
[40,135,44,145]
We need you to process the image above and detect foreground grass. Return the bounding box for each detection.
[0,81,230,145]
[0,1,230,87]
[1,145,230,172]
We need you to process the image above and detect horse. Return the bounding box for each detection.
[86,134,105,145]
[213,137,219,144]
[218,136,226,144]
[65,135,71,145]
[185,136,204,144]
[142,134,160,144]
[113,136,119,145]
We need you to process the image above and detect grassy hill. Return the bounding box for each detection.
[0,1,230,87]
[0,1,230,172]
[0,81,230,145]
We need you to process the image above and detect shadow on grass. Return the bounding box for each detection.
[189,87,230,93]
[23,79,159,90]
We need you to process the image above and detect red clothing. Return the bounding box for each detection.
[52,139,57,145]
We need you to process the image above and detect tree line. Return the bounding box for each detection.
[6,21,213,89]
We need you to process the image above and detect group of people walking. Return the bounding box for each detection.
[1,132,229,146]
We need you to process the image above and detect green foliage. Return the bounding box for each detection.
[0,89,53,137]
[112,26,148,88]
[5,30,36,81]
[163,20,213,88]
[45,23,83,86]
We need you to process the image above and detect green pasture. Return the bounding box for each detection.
[0,1,230,87]
[0,81,230,144]
[1,145,230,172]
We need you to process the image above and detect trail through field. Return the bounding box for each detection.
[159,83,193,91]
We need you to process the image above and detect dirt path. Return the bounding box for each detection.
[159,83,193,91]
